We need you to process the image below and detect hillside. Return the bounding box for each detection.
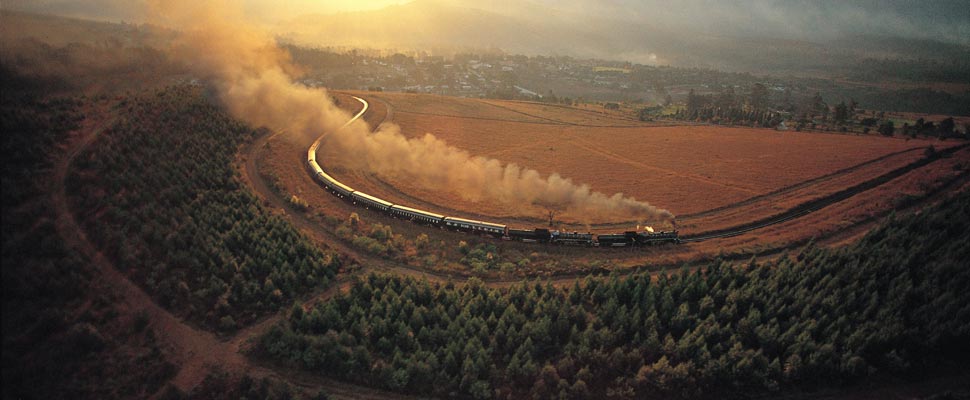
[276,0,970,75]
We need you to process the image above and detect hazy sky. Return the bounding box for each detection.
[1,0,410,24]
[472,0,970,45]
[4,0,969,46]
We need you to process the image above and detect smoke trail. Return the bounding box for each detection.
[327,126,673,221]
[148,0,673,223]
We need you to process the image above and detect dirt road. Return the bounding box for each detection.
[50,93,968,399]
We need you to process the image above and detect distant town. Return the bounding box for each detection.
[290,46,768,104]
[287,45,970,122]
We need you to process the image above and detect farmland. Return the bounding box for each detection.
[5,5,970,400]
[257,91,968,275]
[317,92,964,231]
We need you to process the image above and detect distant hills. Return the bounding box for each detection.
[275,0,970,77]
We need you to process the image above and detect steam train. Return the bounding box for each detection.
[307,142,680,247]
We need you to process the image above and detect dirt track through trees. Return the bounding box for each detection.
[51,102,418,399]
[52,93,969,399]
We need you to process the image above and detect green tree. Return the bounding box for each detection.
[686,89,700,116]
[878,120,895,136]
[938,117,955,136]
[834,101,849,123]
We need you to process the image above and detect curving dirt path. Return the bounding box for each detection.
[50,102,415,400]
[51,110,247,394]
[50,93,967,400]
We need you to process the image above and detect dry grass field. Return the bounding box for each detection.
[261,91,968,273]
[476,99,648,126]
[691,146,970,252]
[372,92,550,123]
[321,92,959,232]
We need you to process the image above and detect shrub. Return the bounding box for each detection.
[289,195,309,211]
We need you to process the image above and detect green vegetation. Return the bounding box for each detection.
[289,194,310,211]
[67,86,339,331]
[2,72,175,399]
[328,212,523,275]
[849,58,970,84]
[1,69,83,206]
[673,87,783,128]
[854,87,970,117]
[666,85,969,137]
[259,190,970,398]
[333,212,409,260]
[159,370,330,400]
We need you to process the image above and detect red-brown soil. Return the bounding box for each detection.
[261,91,969,273]
[320,92,957,231]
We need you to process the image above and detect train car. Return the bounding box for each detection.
[352,191,393,212]
[443,217,506,236]
[389,205,445,225]
[307,150,317,165]
[308,141,321,168]
[330,180,354,198]
[314,169,353,198]
[636,230,680,245]
[596,233,634,247]
[307,111,683,248]
[507,228,552,243]
[307,154,322,175]
[551,231,595,246]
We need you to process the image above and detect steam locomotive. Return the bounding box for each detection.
[506,229,680,246]
[307,142,679,247]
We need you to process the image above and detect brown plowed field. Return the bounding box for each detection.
[320,92,959,231]
[674,146,928,232]
[690,146,970,252]
[476,99,647,126]
[262,91,969,271]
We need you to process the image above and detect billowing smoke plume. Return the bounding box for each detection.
[327,127,673,222]
[149,0,673,223]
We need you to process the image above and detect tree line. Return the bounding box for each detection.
[259,189,970,398]
[672,84,783,128]
[67,86,341,331]
[662,83,969,138]
[3,70,177,399]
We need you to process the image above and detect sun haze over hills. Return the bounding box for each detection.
[4,0,970,74]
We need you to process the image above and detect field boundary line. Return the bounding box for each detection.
[682,143,968,241]
[678,146,927,220]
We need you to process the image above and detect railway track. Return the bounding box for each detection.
[682,143,968,242]
[313,95,968,246]
[49,90,964,400]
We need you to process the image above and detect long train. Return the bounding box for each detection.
[306,97,679,247]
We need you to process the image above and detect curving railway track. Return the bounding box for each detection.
[48,90,966,400]
[310,96,968,245]
[235,91,969,396]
